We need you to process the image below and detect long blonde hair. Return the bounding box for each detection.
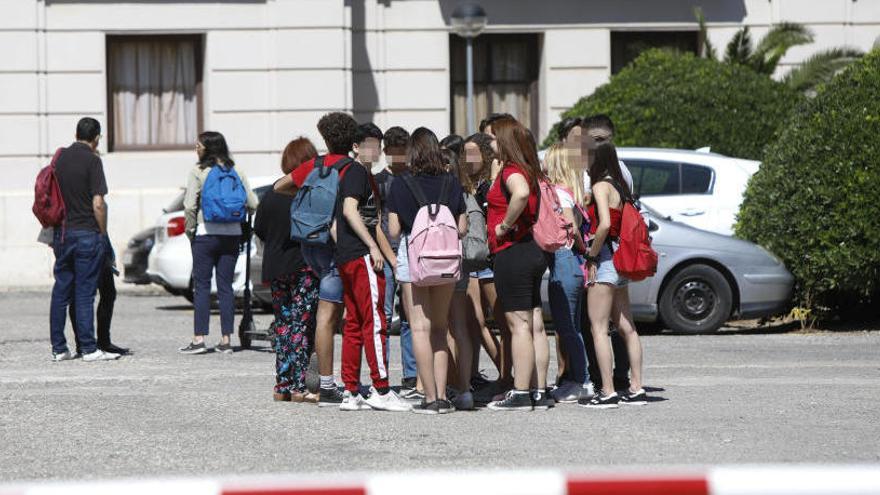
[543,142,584,206]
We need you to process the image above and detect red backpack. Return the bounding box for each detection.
[32,148,66,228]
[608,181,658,281]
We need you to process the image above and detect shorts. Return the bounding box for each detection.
[493,239,549,312]
[594,242,629,288]
[301,244,344,304]
[469,267,494,280]
[395,234,411,284]
[454,272,470,292]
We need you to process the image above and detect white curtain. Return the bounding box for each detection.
[110,39,198,147]
[451,38,531,136]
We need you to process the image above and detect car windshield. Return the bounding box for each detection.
[164,190,185,213]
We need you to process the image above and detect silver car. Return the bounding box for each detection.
[539,205,794,333]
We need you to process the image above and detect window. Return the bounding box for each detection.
[106,35,203,151]
[626,160,714,196]
[450,34,540,136]
[681,164,714,194]
[610,31,698,74]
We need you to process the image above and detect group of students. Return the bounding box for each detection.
[178,110,647,414]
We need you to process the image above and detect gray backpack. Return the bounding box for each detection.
[462,192,490,272]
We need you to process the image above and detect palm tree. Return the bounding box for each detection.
[694,7,863,93]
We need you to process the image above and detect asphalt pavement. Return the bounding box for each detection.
[1,290,878,482]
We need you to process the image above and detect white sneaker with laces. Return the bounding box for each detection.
[339,390,371,411]
[365,387,412,412]
[82,350,121,362]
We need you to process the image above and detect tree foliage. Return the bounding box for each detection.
[736,50,880,316]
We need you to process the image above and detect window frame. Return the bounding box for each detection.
[610,30,699,75]
[105,34,205,152]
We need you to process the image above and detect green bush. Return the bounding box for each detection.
[543,49,803,159]
[736,49,880,316]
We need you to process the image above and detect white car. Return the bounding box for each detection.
[146,176,276,300]
[617,148,759,236]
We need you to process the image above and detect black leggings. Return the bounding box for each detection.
[493,239,549,312]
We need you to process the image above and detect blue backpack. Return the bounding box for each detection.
[201,165,248,223]
[290,156,353,245]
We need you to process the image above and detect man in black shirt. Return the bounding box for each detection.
[49,118,121,362]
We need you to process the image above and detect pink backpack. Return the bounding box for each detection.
[403,174,462,287]
[532,178,572,253]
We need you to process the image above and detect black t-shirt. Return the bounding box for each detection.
[387,172,465,235]
[373,169,400,252]
[335,163,380,265]
[55,142,108,232]
[253,185,304,282]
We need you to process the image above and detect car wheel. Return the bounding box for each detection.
[659,264,733,334]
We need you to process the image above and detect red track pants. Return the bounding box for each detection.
[339,254,389,393]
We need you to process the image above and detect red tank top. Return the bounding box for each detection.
[588,203,623,239]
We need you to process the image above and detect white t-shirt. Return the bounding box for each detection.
[583,160,634,193]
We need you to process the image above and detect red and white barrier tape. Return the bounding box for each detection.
[2,466,879,495]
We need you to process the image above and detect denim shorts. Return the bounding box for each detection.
[395,234,411,284]
[594,242,629,288]
[302,244,344,304]
[468,267,494,280]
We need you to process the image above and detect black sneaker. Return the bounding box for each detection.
[318,387,345,407]
[532,389,555,411]
[470,372,491,389]
[487,390,533,412]
[437,399,456,414]
[579,392,620,409]
[411,400,440,415]
[620,388,648,406]
[178,342,208,355]
[215,342,233,354]
[401,388,426,402]
[401,376,417,391]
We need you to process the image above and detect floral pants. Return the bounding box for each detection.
[271,267,319,394]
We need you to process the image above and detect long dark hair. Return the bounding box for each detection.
[407,127,446,176]
[198,131,234,169]
[589,142,631,202]
[491,117,542,189]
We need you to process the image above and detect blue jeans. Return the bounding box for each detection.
[192,235,239,336]
[548,247,590,385]
[50,229,106,354]
[383,262,416,380]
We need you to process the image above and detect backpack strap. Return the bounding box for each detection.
[432,174,453,217]
[401,173,429,209]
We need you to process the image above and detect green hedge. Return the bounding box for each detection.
[736,50,880,316]
[543,49,803,159]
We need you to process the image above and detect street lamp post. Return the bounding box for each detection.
[451,3,488,135]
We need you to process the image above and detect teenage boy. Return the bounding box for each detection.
[274,112,356,407]
[339,123,410,412]
[372,126,418,395]
[49,117,120,362]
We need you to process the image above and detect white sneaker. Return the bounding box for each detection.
[52,351,74,362]
[452,390,475,410]
[82,350,121,362]
[339,390,371,411]
[364,387,412,412]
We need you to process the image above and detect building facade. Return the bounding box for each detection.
[1,0,878,286]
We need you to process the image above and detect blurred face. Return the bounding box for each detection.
[195,140,206,159]
[384,146,407,173]
[484,124,494,138]
[354,137,381,164]
[564,126,585,161]
[464,142,483,175]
